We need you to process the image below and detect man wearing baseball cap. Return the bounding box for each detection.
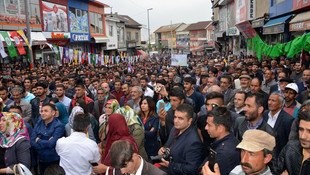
[283,83,301,118]
[202,129,275,175]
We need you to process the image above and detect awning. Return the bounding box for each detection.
[252,18,265,28]
[92,36,109,43]
[31,32,47,45]
[263,15,292,34]
[289,11,310,31]
[215,31,225,38]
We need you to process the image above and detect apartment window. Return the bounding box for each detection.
[135,32,139,41]
[90,12,104,34]
[117,27,124,42]
[127,31,131,40]
[109,25,113,36]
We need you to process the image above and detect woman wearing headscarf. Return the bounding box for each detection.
[65,106,96,142]
[92,113,139,175]
[0,112,31,173]
[98,99,119,140]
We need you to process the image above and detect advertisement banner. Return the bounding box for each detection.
[236,21,257,38]
[0,32,17,57]
[9,31,26,55]
[236,0,247,24]
[42,1,68,32]
[171,54,188,66]
[293,0,310,11]
[69,7,90,42]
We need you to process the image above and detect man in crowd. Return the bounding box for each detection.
[202,107,240,175]
[56,113,101,175]
[237,75,251,92]
[148,73,157,88]
[30,103,64,175]
[250,78,269,109]
[290,61,303,83]
[202,129,275,175]
[109,140,166,175]
[233,92,274,141]
[93,87,107,122]
[119,83,131,107]
[8,87,32,123]
[262,70,277,94]
[276,110,310,175]
[69,84,94,114]
[101,82,116,100]
[283,83,301,118]
[184,77,204,113]
[158,104,203,175]
[220,75,235,106]
[127,86,143,113]
[140,76,154,98]
[31,82,50,126]
[230,91,246,116]
[55,84,71,112]
[111,79,124,102]
[0,86,13,112]
[263,92,294,156]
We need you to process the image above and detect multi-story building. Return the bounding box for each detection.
[175,24,190,54]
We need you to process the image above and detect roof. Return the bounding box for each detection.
[154,23,185,33]
[185,21,212,31]
[117,14,141,27]
[91,0,110,7]
[175,24,191,32]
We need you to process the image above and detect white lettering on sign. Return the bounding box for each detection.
[297,0,309,7]
[291,22,304,30]
[72,34,88,41]
[247,0,256,20]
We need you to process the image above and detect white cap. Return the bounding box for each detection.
[214,59,218,63]
[285,83,298,94]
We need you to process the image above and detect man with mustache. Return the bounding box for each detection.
[202,130,275,175]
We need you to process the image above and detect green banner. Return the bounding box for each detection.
[0,32,17,57]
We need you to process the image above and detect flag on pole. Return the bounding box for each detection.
[78,51,82,64]
[0,37,8,58]
[9,31,26,55]
[52,45,59,60]
[59,46,64,61]
[69,49,73,63]
[17,30,31,50]
[1,32,18,57]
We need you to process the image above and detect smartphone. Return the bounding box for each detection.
[159,102,165,110]
[90,162,98,166]
[209,148,217,172]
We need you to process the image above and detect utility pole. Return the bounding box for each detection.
[147,8,153,56]
[24,0,33,66]
[170,20,173,57]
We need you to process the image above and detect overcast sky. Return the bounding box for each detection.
[100,0,212,33]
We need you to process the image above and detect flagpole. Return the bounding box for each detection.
[170,20,173,58]
[24,0,34,66]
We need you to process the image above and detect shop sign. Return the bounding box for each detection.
[0,15,37,24]
[252,18,265,28]
[293,0,310,11]
[247,0,256,20]
[236,21,257,38]
[216,32,224,38]
[43,32,70,39]
[263,24,284,34]
[290,20,310,31]
[236,0,247,24]
[69,7,90,42]
[46,39,69,46]
[226,27,240,36]
[71,34,90,41]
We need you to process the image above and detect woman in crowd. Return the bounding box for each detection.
[0,112,31,173]
[49,97,69,126]
[92,113,139,175]
[138,96,160,158]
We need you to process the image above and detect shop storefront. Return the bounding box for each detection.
[289,11,310,38]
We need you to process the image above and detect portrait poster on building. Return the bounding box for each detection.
[69,7,90,42]
[42,1,68,32]
[171,54,188,66]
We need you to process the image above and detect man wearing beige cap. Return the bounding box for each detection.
[237,75,251,93]
[202,129,275,175]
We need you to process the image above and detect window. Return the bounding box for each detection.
[117,27,124,42]
[127,31,131,40]
[273,0,285,6]
[135,32,139,41]
[109,25,113,36]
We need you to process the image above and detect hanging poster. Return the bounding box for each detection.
[68,7,90,42]
[171,54,188,66]
[9,31,26,55]
[0,32,17,57]
[42,1,68,32]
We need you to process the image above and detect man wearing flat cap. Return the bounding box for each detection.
[202,129,275,175]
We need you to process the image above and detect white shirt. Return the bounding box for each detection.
[267,110,281,128]
[56,132,101,175]
[135,156,144,175]
[148,82,156,88]
[144,87,154,98]
[61,96,72,113]
[235,107,244,114]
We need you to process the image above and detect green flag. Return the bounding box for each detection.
[52,45,60,60]
[92,54,96,66]
[0,32,17,57]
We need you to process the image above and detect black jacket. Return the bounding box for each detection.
[275,140,310,175]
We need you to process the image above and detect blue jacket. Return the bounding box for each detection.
[200,133,240,175]
[30,117,64,162]
[141,114,160,157]
[165,125,203,175]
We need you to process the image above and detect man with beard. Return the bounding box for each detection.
[93,88,107,122]
[202,130,275,175]
[0,86,13,112]
[119,83,131,107]
[233,92,275,141]
[148,73,157,88]
[276,110,310,175]
[55,84,71,112]
[111,79,124,102]
[31,81,50,126]
[220,75,235,106]
[283,83,301,118]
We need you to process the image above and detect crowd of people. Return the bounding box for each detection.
[0,52,310,175]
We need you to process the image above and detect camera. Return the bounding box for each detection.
[154,85,162,93]
[150,148,172,163]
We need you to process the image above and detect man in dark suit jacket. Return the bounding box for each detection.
[263,92,294,156]
[109,140,166,175]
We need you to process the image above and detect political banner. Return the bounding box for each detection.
[171,54,188,66]
[0,32,17,57]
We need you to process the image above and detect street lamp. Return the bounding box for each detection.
[147,8,153,55]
